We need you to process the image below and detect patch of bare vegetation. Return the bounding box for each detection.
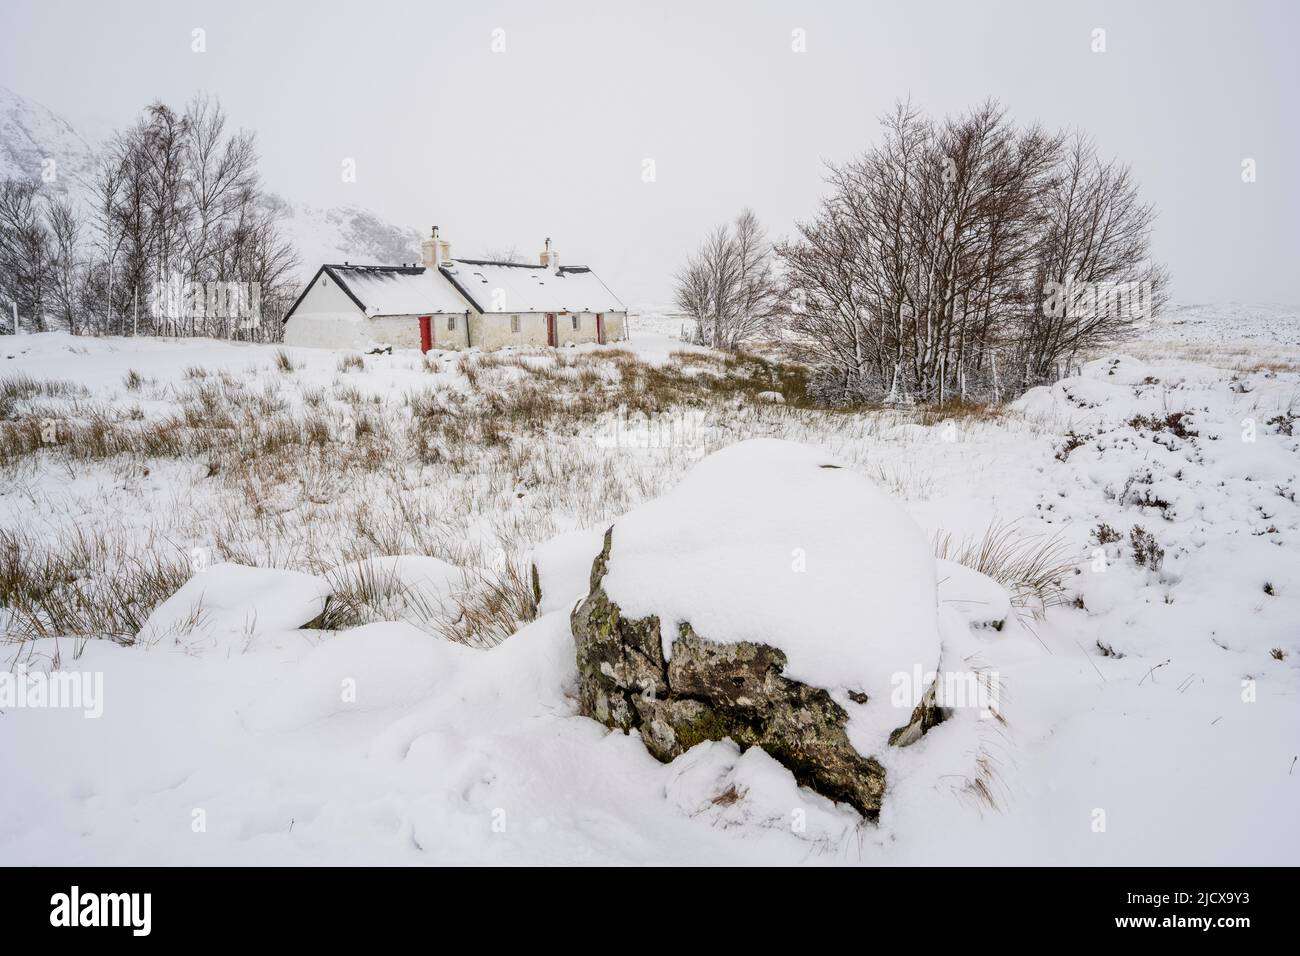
[0,344,1057,648]
[933,519,1074,615]
[0,526,193,643]
[431,560,539,649]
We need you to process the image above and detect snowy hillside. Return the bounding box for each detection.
[0,316,1296,865]
[0,85,98,198]
[272,200,422,277]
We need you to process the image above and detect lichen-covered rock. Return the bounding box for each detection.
[569,439,950,820]
[572,528,888,818]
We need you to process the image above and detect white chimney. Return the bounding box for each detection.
[540,237,558,271]
[422,226,443,269]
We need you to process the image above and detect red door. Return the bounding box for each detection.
[546,313,557,347]
[596,312,605,345]
[419,315,432,352]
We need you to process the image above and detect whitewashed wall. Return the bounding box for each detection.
[470,313,549,350]
[283,312,372,349]
[285,271,629,352]
[470,311,631,349]
[369,313,470,350]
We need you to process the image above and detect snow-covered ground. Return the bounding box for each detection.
[1131,302,1300,369]
[0,312,1297,865]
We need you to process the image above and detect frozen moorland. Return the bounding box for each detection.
[0,307,1297,865]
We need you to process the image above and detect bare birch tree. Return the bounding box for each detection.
[674,208,780,350]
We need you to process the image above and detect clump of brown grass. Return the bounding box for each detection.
[432,559,539,648]
[0,527,194,645]
[316,559,442,632]
[0,375,88,418]
[912,398,1007,427]
[933,519,1074,615]
[457,355,481,389]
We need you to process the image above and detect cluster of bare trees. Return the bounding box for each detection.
[673,209,782,350]
[0,96,297,340]
[778,100,1166,404]
[0,180,77,332]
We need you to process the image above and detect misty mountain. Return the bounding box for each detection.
[0,84,98,199]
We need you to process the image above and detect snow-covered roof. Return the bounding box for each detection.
[324,264,470,316]
[440,259,626,314]
[287,259,626,320]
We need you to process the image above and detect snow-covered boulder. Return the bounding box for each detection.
[139,562,331,649]
[570,439,943,819]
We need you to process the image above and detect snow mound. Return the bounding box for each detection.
[935,559,1012,631]
[138,563,331,649]
[530,527,607,615]
[663,738,859,842]
[244,621,474,731]
[601,438,941,732]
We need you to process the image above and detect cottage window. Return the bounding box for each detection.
[571,315,579,330]
[447,316,456,331]
[510,315,520,333]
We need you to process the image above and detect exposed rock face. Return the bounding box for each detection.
[571,528,888,819]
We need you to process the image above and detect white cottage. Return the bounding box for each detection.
[283,228,628,351]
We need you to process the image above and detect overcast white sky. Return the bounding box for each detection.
[2,0,1297,307]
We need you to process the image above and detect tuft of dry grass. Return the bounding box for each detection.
[0,375,89,419]
[0,527,194,645]
[911,398,1007,427]
[431,559,539,648]
[457,355,481,389]
[710,784,745,807]
[317,559,441,632]
[933,519,1074,615]
[321,550,542,648]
